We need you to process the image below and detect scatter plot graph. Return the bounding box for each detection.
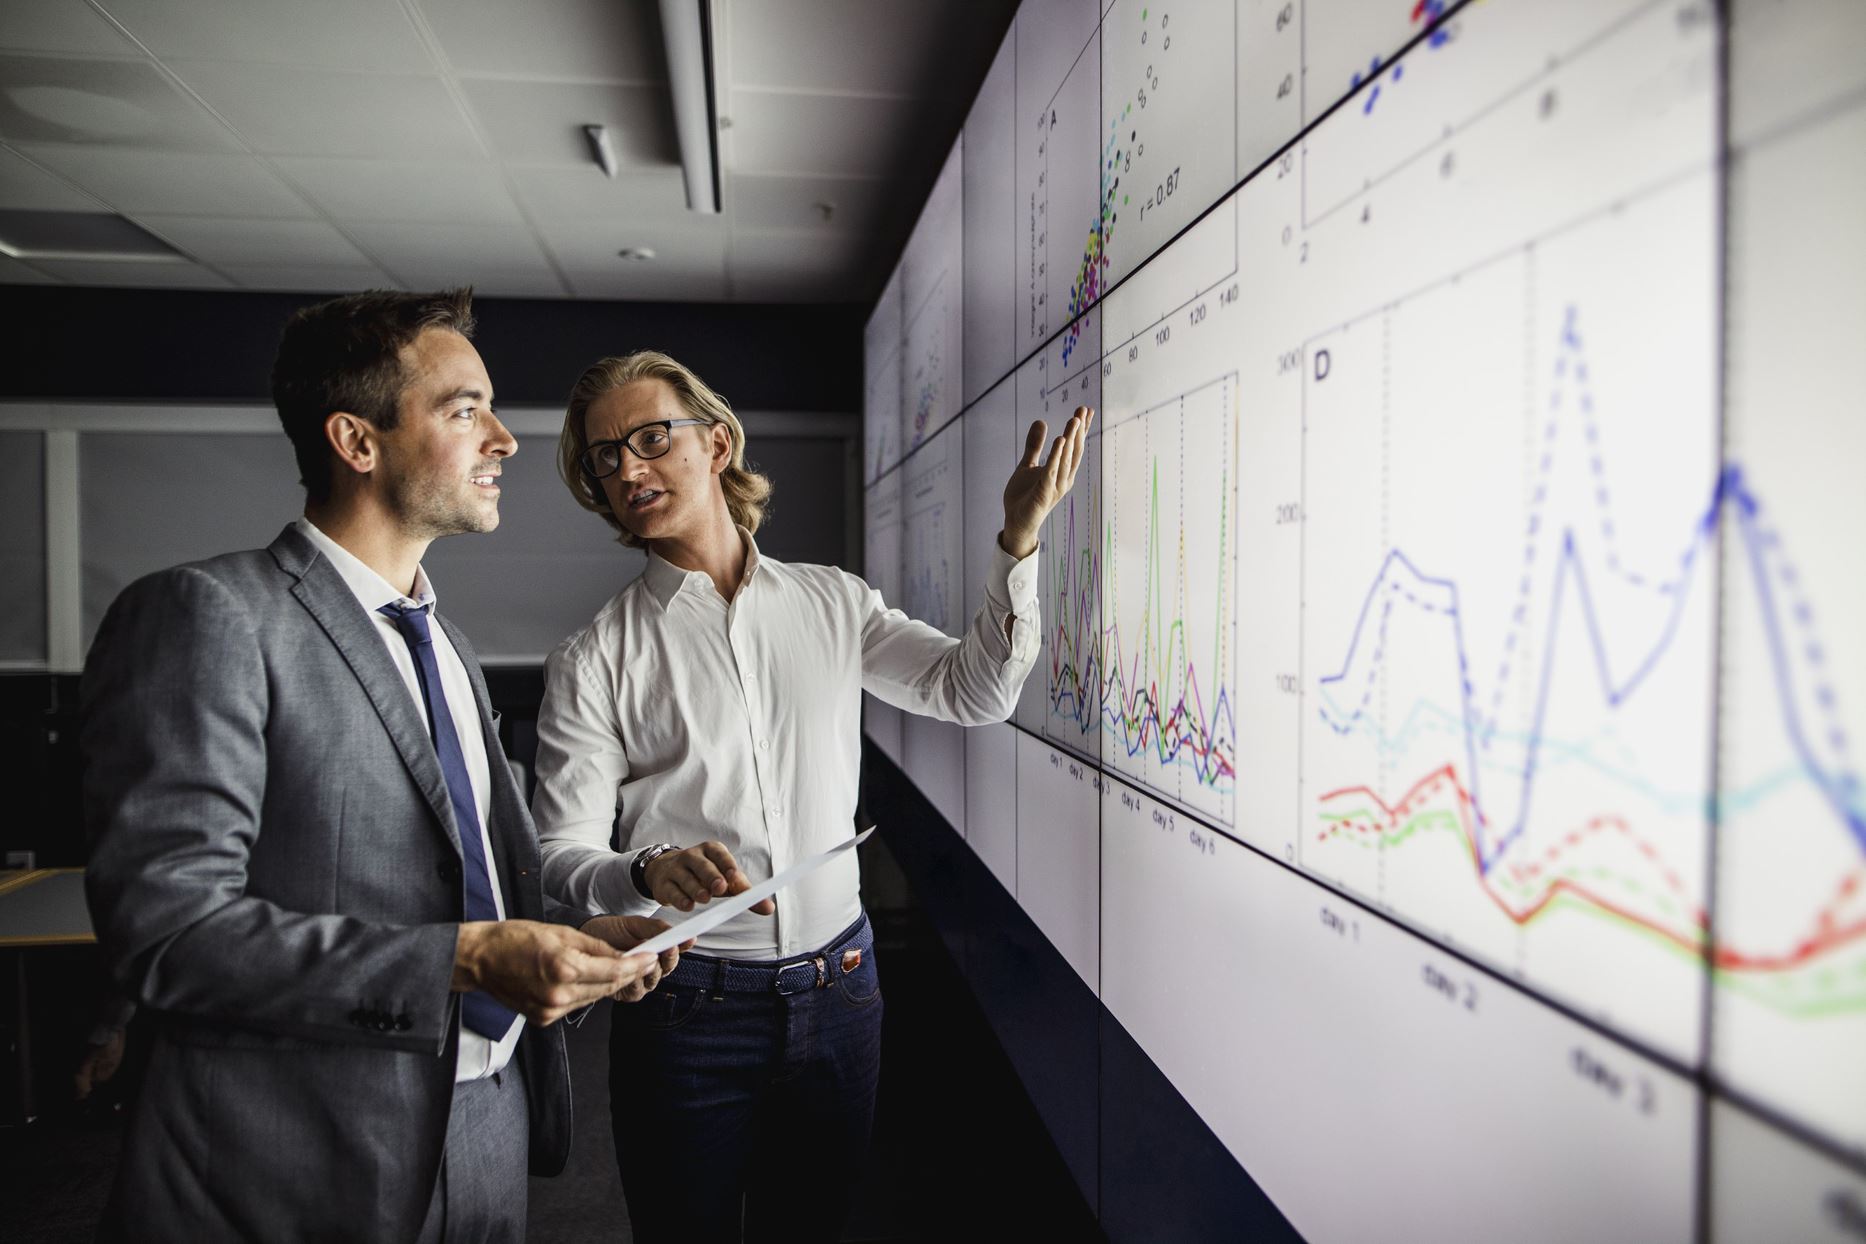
[1099,0,1237,288]
[1300,0,1710,229]
[1016,1,1101,357]
[1349,0,1453,116]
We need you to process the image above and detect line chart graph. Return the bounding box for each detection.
[1299,208,1719,1058]
[1101,375,1239,827]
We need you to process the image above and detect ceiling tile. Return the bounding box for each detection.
[730,228,868,302]
[98,0,431,71]
[344,219,552,274]
[0,56,238,151]
[462,79,676,168]
[732,225,869,270]
[0,253,58,283]
[422,0,666,83]
[222,262,398,293]
[392,264,566,299]
[336,218,567,299]
[540,217,727,301]
[19,143,313,217]
[728,172,886,233]
[726,90,933,178]
[172,62,481,159]
[0,145,107,212]
[508,163,688,220]
[1,1,142,56]
[271,156,520,224]
[725,0,971,99]
[26,256,231,287]
[566,263,728,302]
[134,215,368,266]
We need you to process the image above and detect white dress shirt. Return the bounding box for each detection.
[293,518,521,1081]
[533,527,1039,959]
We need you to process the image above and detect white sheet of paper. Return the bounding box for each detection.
[625,827,876,958]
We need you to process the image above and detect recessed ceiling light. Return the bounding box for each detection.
[617,247,657,262]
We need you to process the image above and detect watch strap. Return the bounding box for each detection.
[631,843,678,901]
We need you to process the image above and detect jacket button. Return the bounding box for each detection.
[395,1015,412,1031]
[349,1008,370,1028]
[437,859,461,883]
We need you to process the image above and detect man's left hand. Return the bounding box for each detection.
[580,915,691,1003]
[1000,406,1094,558]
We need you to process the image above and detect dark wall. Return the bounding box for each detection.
[0,285,865,411]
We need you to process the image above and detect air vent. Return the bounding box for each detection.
[0,209,184,262]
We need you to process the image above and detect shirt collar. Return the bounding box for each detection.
[293,516,436,614]
[641,525,763,609]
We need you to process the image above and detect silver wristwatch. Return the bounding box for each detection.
[631,842,680,901]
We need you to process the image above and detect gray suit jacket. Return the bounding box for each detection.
[82,525,590,1243]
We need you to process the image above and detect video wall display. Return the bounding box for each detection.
[864,1,1866,1237]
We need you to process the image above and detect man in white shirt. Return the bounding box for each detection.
[532,348,1090,1241]
[83,290,680,1242]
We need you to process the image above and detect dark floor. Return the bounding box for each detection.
[4,842,1101,1242]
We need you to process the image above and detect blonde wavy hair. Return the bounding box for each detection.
[558,350,773,548]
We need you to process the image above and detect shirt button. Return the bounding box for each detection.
[758,739,770,750]
[770,807,783,819]
[1012,578,1027,592]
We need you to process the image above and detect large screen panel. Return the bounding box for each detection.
[864,269,903,484]
[1098,0,1237,288]
[1015,0,1102,357]
[1098,198,1240,830]
[856,0,1866,1232]
[1237,0,1471,177]
[900,418,967,833]
[1101,777,1697,1244]
[963,27,1017,407]
[1016,727,1102,992]
[862,466,905,764]
[900,142,964,458]
[1713,0,1866,1161]
[1016,307,1103,753]
[963,380,1021,889]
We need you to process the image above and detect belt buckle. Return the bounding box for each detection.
[774,960,818,996]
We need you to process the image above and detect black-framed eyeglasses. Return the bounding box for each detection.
[579,418,708,478]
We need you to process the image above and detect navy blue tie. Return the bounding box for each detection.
[378,602,518,1040]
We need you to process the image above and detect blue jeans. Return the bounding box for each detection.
[608,913,884,1243]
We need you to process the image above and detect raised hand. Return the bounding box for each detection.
[1000,406,1094,559]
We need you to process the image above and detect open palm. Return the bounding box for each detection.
[1000,406,1094,558]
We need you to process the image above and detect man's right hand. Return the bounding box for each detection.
[643,841,777,916]
[452,919,652,1026]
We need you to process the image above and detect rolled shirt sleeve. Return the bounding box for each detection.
[532,639,659,917]
[858,540,1040,724]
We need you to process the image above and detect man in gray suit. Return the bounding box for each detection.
[82,289,669,1242]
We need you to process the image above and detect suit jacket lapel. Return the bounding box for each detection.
[272,527,464,857]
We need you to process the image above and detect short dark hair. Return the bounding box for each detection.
[270,288,476,501]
